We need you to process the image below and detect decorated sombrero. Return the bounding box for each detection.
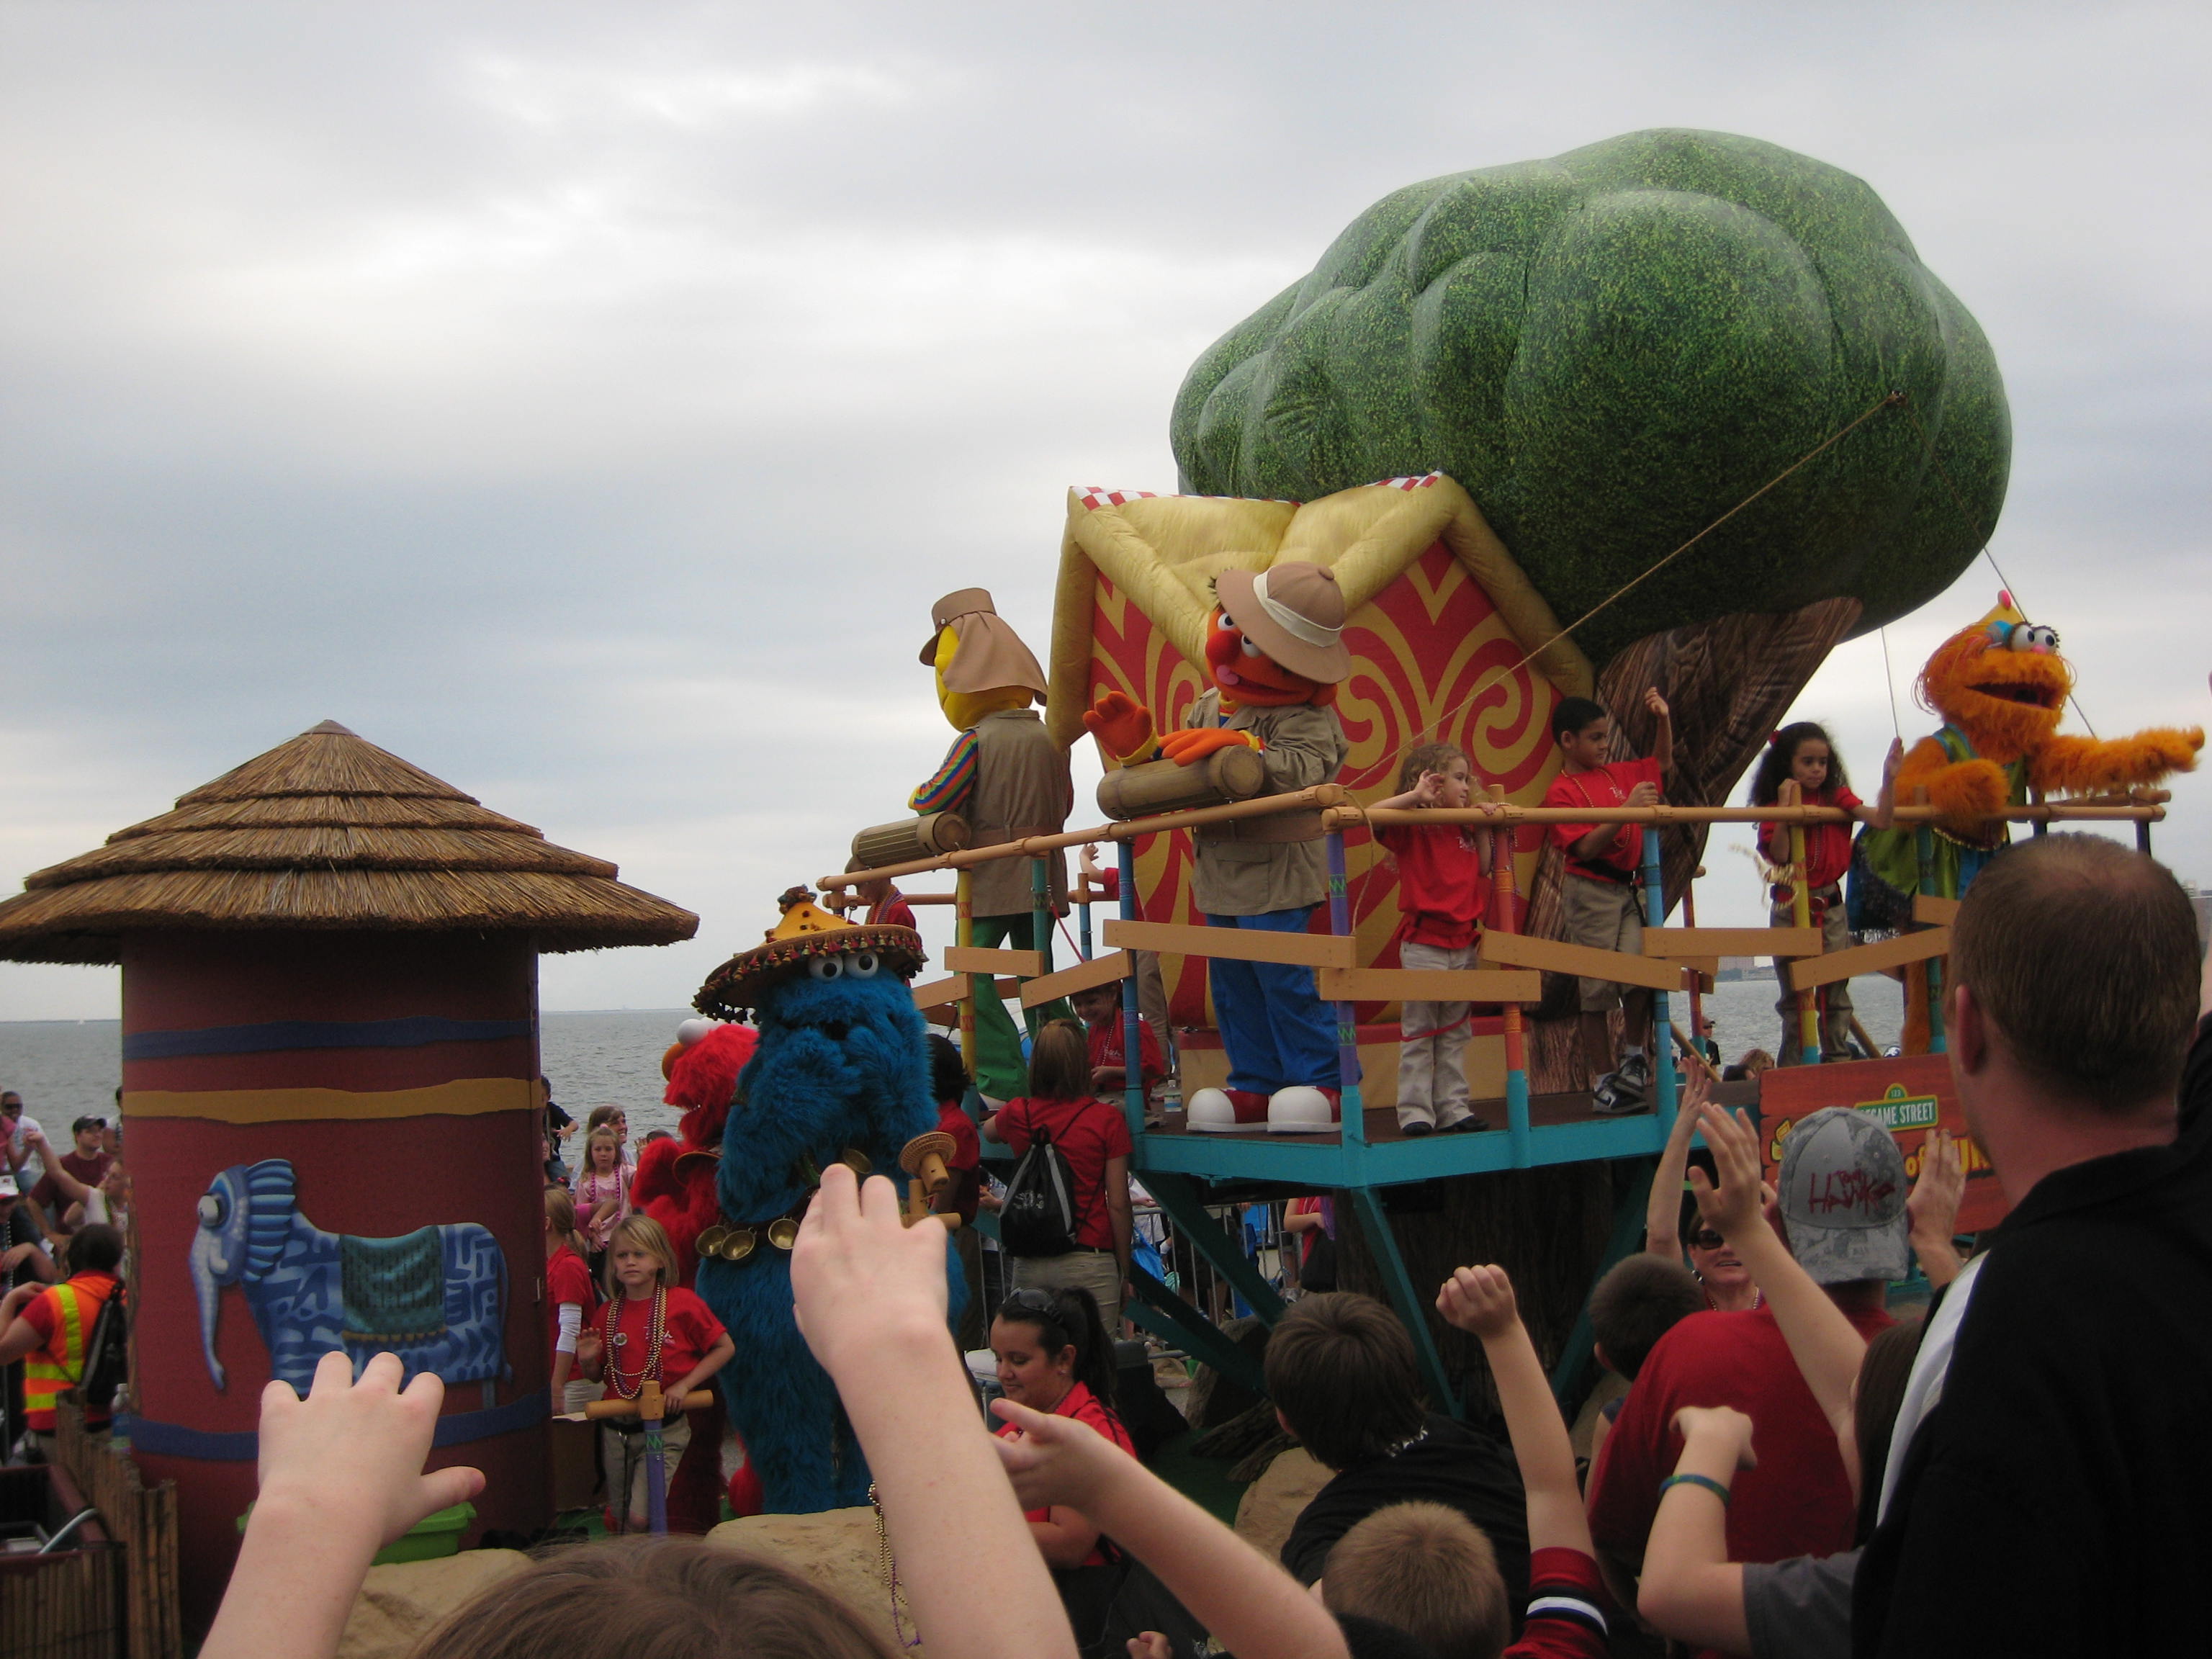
[693,885,926,1019]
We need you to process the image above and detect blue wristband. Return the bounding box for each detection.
[1660,1471,1732,1507]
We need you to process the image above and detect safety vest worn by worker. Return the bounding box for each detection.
[24,1274,118,1429]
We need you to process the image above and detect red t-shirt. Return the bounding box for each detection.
[1544,757,1663,881]
[994,1094,1133,1251]
[1504,1547,1613,1659]
[995,1378,1136,1566]
[1089,868,1122,902]
[935,1101,984,1225]
[1587,1300,1895,1651]
[868,894,920,930]
[1377,820,1489,948]
[30,1150,112,1228]
[22,1271,120,1429]
[592,1285,727,1399]
[546,1244,594,1367]
[1085,1015,1165,1092]
[1758,783,1863,891]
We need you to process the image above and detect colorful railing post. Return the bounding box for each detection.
[1028,854,1053,1043]
[1913,788,1947,1053]
[1326,829,1366,1154]
[1787,822,1822,1063]
[1485,786,1532,1166]
[1641,816,1679,1133]
[956,868,976,1077]
[1116,837,1146,1143]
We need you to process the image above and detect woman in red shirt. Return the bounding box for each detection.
[989,1283,1135,1569]
[984,1021,1133,1332]
[1750,723,1900,1065]
[575,1213,734,1533]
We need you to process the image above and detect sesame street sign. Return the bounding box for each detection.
[1757,1053,2009,1235]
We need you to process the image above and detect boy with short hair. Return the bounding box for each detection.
[1264,1292,1530,1607]
[1324,1501,1512,1659]
[1585,1254,1705,1467]
[1540,691,1672,1110]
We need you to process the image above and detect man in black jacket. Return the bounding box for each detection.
[1266,1291,1530,1614]
[1854,834,2211,1657]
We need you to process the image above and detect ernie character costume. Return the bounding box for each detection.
[909,589,1073,1102]
[1086,560,1352,1135]
[1858,593,2201,1051]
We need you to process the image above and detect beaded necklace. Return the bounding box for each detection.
[605,1285,667,1401]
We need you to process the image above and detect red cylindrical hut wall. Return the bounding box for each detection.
[120,931,549,1632]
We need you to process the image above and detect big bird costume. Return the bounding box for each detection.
[909,590,1073,1100]
[1861,593,2201,1051]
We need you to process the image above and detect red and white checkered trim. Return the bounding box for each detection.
[1372,472,1443,492]
[1076,486,1160,511]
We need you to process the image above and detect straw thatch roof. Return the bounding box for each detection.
[0,721,698,963]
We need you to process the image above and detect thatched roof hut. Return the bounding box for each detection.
[0,720,698,963]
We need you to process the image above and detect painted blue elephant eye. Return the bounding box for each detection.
[808,958,844,981]
[848,952,880,979]
[199,1192,228,1228]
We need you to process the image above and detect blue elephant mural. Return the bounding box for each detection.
[191,1158,508,1400]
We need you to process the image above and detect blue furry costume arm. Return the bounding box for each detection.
[698,963,967,1514]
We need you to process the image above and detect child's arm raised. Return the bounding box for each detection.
[1636,1405,1756,1652]
[794,1164,1076,1659]
[1434,1264,1589,1555]
[201,1352,484,1659]
[1645,1071,1704,1260]
[1691,1103,1866,1480]
[994,1401,1349,1659]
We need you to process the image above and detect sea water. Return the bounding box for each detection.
[0,975,1910,1133]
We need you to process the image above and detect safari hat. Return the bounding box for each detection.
[1213,561,1352,684]
[920,589,1049,697]
[695,886,925,1020]
[1778,1107,1911,1285]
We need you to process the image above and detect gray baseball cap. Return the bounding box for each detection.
[1778,1107,1910,1285]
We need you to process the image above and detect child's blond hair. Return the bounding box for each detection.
[1322,1501,1511,1659]
[603,1213,680,1298]
[1396,741,1470,796]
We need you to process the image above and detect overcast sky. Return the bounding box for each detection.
[4,1,2207,1022]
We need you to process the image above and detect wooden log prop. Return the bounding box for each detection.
[559,1387,718,1423]
[851,811,971,870]
[1097,746,1268,821]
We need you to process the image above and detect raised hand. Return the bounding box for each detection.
[791,1163,950,1384]
[1672,1404,1757,1470]
[1689,1102,1768,1243]
[1645,687,1671,721]
[256,1351,483,1551]
[989,1396,1122,1511]
[1434,1263,1519,1340]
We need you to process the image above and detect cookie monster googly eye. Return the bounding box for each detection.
[847,952,880,978]
[806,957,843,981]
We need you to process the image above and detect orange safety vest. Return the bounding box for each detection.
[24,1273,117,1429]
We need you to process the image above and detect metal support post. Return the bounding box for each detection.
[1641,821,1679,1133]
[1124,1266,1267,1395]
[1914,791,1947,1053]
[1140,1171,1286,1323]
[956,868,976,1077]
[1326,830,1366,1152]
[1118,838,1146,1145]
[1028,855,1053,1043]
[1787,824,1821,1063]
[1348,1187,1460,1419]
[1485,786,1532,1165]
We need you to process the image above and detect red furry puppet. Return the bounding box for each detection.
[1860,593,2201,1051]
[629,1017,765,1527]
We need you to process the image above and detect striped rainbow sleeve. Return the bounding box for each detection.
[910,732,979,814]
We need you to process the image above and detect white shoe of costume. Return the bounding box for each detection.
[1267,1087,1339,1134]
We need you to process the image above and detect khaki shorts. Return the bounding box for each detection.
[1561,873,1643,1012]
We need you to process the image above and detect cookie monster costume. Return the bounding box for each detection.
[690,887,963,1514]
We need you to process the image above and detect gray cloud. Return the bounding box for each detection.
[4,0,2207,1019]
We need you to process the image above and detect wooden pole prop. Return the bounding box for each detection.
[956,868,976,1077]
[1683,868,1707,1066]
[851,812,971,870]
[1096,746,1269,819]
[1787,823,1822,1064]
[1116,839,1146,1142]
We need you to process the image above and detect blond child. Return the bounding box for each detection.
[1373,742,1498,1134]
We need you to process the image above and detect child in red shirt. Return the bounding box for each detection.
[1070,983,1166,1101]
[576,1213,734,1533]
[543,1186,596,1411]
[1541,691,1671,1108]
[1374,742,1498,1134]
[1750,721,1900,1064]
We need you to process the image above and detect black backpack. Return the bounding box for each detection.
[999,1128,1082,1258]
[78,1282,129,1413]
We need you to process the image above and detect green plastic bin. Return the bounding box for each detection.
[238,1500,475,1565]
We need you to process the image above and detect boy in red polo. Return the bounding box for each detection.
[1542,691,1671,1111]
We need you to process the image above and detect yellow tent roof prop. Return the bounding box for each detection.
[1044,475,1593,748]
[0,721,700,963]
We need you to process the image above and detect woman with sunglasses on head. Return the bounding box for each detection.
[989,1285,1135,1570]
[1647,1088,1761,1310]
